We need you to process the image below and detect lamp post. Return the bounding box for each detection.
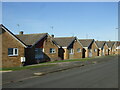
[116,28,119,41]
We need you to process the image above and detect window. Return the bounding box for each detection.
[77,48,81,53]
[69,48,74,54]
[8,48,18,56]
[94,49,97,52]
[35,48,44,59]
[50,48,56,53]
[106,49,108,52]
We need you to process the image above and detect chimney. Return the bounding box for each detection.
[51,34,54,38]
[19,31,24,35]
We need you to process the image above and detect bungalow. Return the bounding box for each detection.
[53,37,83,60]
[95,41,106,56]
[115,41,120,55]
[106,41,116,55]
[1,24,59,68]
[96,41,109,56]
[1,24,27,68]
[79,39,99,58]
[16,32,59,64]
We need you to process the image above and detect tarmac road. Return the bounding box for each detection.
[3,56,118,88]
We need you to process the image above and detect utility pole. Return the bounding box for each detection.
[116,27,119,41]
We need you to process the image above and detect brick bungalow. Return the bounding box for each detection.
[97,41,109,56]
[79,39,99,58]
[16,33,59,64]
[106,41,116,55]
[104,42,109,56]
[95,41,106,56]
[111,42,117,55]
[1,24,27,68]
[53,37,83,60]
[1,24,59,68]
[115,41,120,55]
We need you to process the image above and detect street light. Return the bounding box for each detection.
[115,27,120,41]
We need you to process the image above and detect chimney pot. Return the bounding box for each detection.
[51,34,54,38]
[19,31,23,35]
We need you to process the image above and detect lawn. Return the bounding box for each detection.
[1,64,56,71]
[1,57,93,71]
[43,57,93,64]
[1,55,115,71]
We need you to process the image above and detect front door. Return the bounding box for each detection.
[102,49,104,56]
[68,48,74,59]
[88,49,92,57]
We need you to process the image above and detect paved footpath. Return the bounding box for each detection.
[1,55,118,86]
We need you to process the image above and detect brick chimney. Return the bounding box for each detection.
[19,31,24,35]
[51,34,54,38]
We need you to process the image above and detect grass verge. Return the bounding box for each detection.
[1,58,92,71]
[42,57,93,64]
[1,55,116,71]
[1,64,56,71]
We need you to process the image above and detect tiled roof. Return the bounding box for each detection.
[53,37,76,47]
[106,41,115,48]
[115,41,120,46]
[16,33,48,46]
[95,41,106,48]
[79,39,94,47]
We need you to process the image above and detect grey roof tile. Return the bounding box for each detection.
[79,39,94,47]
[16,33,47,46]
[53,37,76,47]
[95,41,106,48]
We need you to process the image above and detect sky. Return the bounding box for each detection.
[2,2,118,41]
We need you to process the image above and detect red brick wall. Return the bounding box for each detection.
[103,44,109,56]
[91,42,99,57]
[2,29,25,68]
[73,40,83,59]
[43,37,59,61]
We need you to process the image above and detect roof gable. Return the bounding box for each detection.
[79,39,94,48]
[95,41,106,48]
[53,37,76,48]
[0,24,27,48]
[106,41,115,48]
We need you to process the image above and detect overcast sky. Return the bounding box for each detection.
[2,2,118,41]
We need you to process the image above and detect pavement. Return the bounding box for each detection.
[2,55,118,88]
[1,55,118,87]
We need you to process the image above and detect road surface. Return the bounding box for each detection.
[3,56,118,88]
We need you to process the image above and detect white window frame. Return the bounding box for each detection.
[8,48,18,56]
[77,48,81,53]
[50,48,56,54]
[69,48,74,54]
[94,49,97,52]
[106,49,108,52]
